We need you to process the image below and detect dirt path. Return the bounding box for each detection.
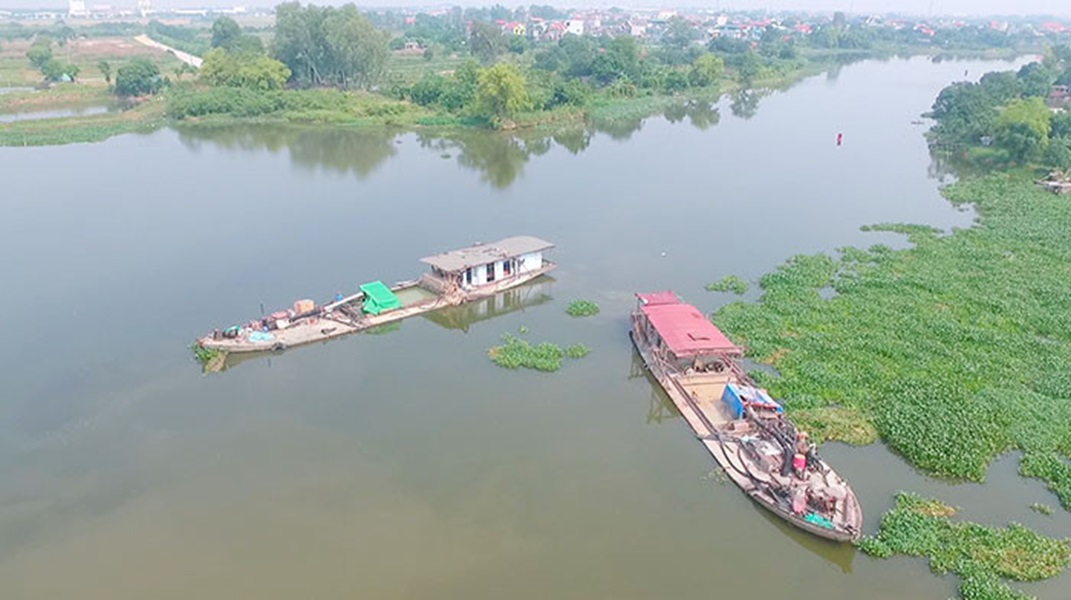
[134,34,203,68]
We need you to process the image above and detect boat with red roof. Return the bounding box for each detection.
[630,291,863,542]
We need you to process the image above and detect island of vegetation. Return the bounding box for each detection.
[2,6,1068,146]
[712,46,1071,598]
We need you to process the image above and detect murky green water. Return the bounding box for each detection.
[1,55,1064,599]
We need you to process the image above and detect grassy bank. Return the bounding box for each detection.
[0,98,166,146]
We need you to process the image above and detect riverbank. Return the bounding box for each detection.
[0,46,888,147]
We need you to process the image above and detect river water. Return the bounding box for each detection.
[1,55,1064,599]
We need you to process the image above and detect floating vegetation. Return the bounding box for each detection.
[566,299,600,317]
[705,275,749,294]
[858,492,1071,600]
[191,343,227,372]
[713,174,1071,505]
[565,343,591,359]
[1030,503,1055,516]
[488,334,589,372]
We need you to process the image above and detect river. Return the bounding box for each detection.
[0,54,1064,599]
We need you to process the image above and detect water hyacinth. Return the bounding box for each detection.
[858,492,1071,600]
[488,334,590,372]
[566,299,600,317]
[705,274,749,294]
[712,174,1071,501]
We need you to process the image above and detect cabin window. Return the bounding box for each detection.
[465,268,473,285]
[485,263,496,282]
[503,260,512,276]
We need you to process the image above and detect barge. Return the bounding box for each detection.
[630,291,862,542]
[196,236,556,357]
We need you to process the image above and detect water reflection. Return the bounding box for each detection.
[170,95,736,191]
[422,278,554,332]
[729,88,770,120]
[628,352,682,424]
[752,502,857,574]
[176,124,399,179]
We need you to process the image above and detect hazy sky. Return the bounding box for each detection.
[2,0,1069,17]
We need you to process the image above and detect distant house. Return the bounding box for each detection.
[565,19,584,36]
[627,19,647,37]
[543,21,567,41]
[1048,85,1070,110]
[395,41,425,55]
[502,21,526,36]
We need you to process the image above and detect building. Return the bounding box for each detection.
[68,0,88,18]
[419,236,555,293]
[564,19,583,36]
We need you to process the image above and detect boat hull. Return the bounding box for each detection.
[629,330,862,543]
[198,263,555,355]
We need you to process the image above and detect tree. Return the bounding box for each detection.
[322,5,389,89]
[689,53,724,88]
[664,16,698,50]
[200,48,290,90]
[591,36,640,85]
[735,50,762,84]
[1017,62,1055,98]
[469,19,504,64]
[274,2,388,90]
[115,58,163,97]
[26,38,52,69]
[663,69,689,92]
[41,59,78,82]
[1045,136,1071,171]
[996,97,1052,162]
[98,60,112,84]
[211,16,242,51]
[474,63,528,124]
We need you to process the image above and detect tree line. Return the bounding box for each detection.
[929,46,1071,169]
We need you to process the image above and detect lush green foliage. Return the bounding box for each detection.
[191,343,224,366]
[705,275,749,294]
[274,2,389,90]
[166,86,416,123]
[565,299,600,317]
[713,174,1071,499]
[115,59,163,97]
[147,20,211,56]
[929,48,1070,169]
[488,333,589,371]
[26,37,52,69]
[475,62,528,123]
[200,48,291,91]
[859,492,1070,600]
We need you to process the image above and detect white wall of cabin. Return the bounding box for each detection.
[517,252,543,274]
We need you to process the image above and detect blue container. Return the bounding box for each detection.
[722,383,783,419]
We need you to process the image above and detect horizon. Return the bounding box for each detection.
[1,0,1070,18]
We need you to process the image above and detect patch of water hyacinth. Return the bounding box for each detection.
[713,173,1071,510]
[858,492,1071,600]
[566,299,600,317]
[705,274,749,294]
[488,334,590,371]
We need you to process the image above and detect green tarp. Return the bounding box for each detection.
[360,281,403,315]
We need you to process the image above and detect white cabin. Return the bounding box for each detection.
[420,236,555,293]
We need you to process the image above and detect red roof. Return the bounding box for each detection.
[640,300,741,357]
[636,291,681,306]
